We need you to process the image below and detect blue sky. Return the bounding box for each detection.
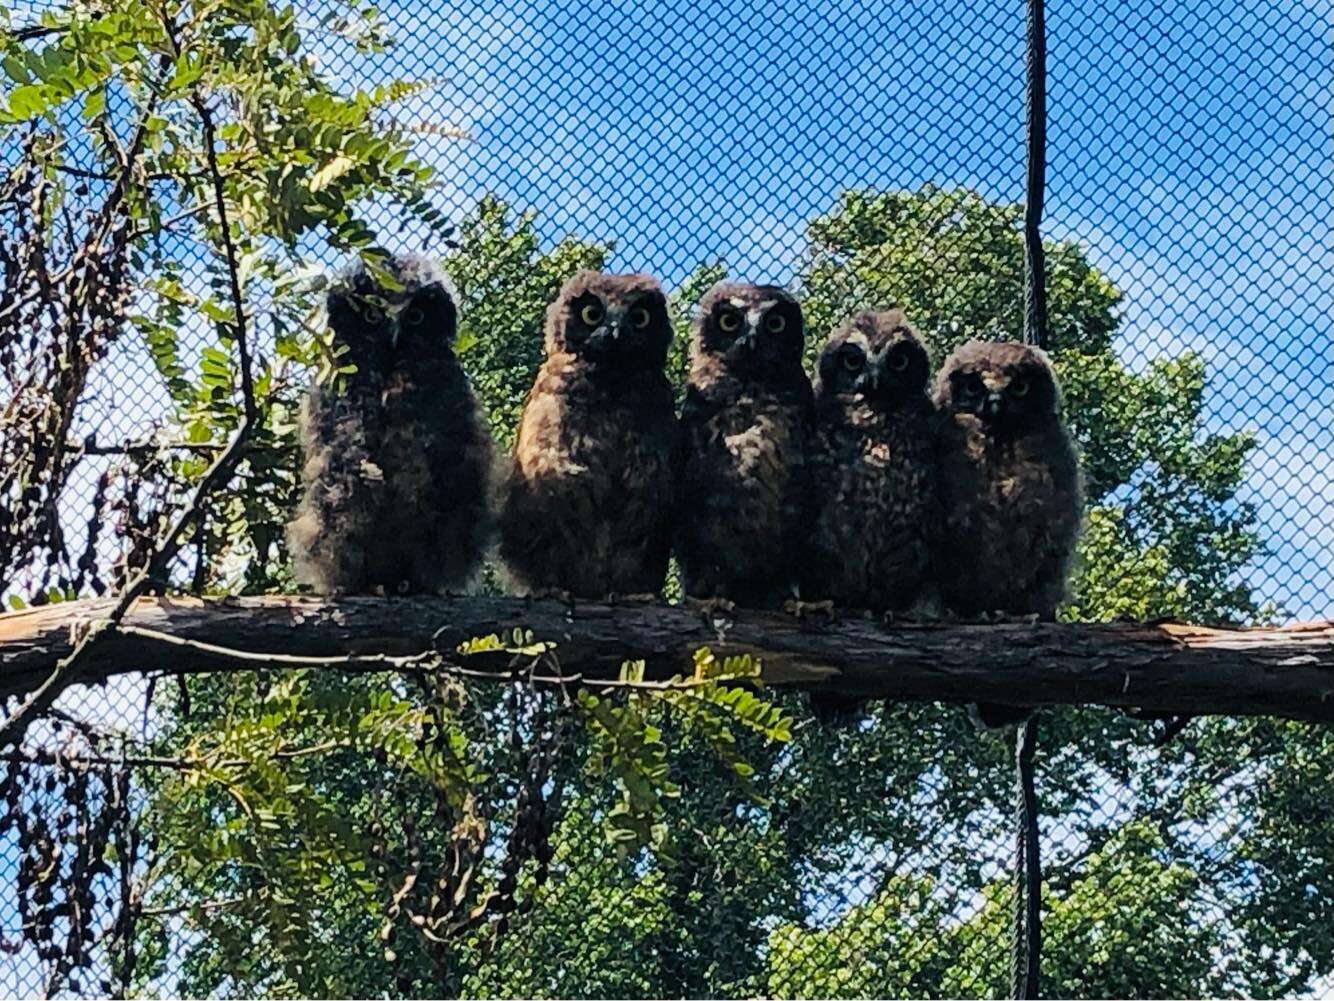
[305,0,1330,618]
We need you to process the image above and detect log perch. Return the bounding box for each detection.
[0,596,1332,723]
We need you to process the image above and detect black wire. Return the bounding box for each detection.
[1024,0,1048,353]
[1014,0,1047,998]
[1012,716,1043,999]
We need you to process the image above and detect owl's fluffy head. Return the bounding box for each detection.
[326,252,459,364]
[691,282,805,384]
[936,340,1061,432]
[544,270,671,369]
[816,309,930,407]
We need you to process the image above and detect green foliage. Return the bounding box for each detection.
[149,674,435,992]
[582,651,792,858]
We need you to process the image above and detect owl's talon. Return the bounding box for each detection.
[783,599,835,623]
[684,596,736,620]
[527,587,575,604]
[608,592,662,606]
[975,610,1041,625]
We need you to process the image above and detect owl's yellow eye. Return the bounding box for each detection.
[579,302,604,327]
[630,306,651,329]
[717,310,742,333]
[765,313,787,334]
[1010,379,1030,397]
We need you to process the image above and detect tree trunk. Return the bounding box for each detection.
[1,596,1332,722]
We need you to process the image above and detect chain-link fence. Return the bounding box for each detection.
[1,0,1330,996]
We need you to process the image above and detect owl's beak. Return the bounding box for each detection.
[854,369,881,395]
[585,323,620,356]
[980,391,1004,420]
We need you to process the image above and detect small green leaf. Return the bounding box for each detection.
[81,86,104,120]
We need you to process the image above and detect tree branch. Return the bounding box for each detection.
[1,596,1332,723]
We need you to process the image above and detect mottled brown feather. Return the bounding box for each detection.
[804,309,938,611]
[288,254,494,595]
[498,271,678,598]
[933,339,1083,727]
[675,282,813,608]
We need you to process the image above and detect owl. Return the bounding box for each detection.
[804,309,937,613]
[288,253,494,595]
[934,339,1083,727]
[675,282,812,609]
[498,270,677,599]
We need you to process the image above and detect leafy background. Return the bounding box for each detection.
[0,0,1330,997]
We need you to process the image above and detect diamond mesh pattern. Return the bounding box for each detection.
[1,0,1330,997]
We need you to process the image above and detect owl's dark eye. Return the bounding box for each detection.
[629,306,651,329]
[887,348,911,372]
[402,305,425,327]
[957,376,985,402]
[717,310,742,334]
[363,304,384,324]
[765,313,787,334]
[841,348,864,372]
[1010,379,1031,398]
[579,301,605,327]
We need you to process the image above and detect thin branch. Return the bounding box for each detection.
[116,623,751,693]
[156,2,256,424]
[139,896,244,919]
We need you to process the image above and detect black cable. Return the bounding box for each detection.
[1024,0,1048,353]
[1014,1,1047,998]
[1012,716,1043,999]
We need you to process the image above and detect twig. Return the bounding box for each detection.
[70,435,294,457]
[117,623,440,672]
[138,896,244,919]
[157,0,256,425]
[116,622,751,693]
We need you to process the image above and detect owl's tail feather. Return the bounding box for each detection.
[809,692,868,728]
[970,702,1033,730]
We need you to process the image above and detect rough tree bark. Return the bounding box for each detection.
[1,596,1332,722]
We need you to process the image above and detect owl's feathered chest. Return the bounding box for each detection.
[802,398,936,607]
[938,414,1080,542]
[813,399,935,497]
[514,364,675,485]
[685,382,808,485]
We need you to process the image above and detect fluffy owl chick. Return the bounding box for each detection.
[805,309,938,611]
[288,253,494,595]
[675,282,812,609]
[804,310,939,723]
[934,340,1082,727]
[498,271,678,599]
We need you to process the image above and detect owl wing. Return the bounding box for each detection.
[1026,426,1084,618]
[637,376,681,562]
[679,384,722,429]
[288,383,390,593]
